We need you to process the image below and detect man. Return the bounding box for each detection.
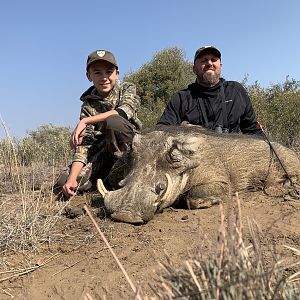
[157,46,262,135]
[54,50,141,197]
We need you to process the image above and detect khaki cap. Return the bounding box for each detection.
[86,50,118,70]
[194,46,221,62]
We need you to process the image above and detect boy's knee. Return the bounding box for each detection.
[104,115,127,132]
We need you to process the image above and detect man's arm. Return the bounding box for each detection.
[157,92,183,126]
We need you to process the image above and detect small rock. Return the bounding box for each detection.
[64,207,85,219]
[181,215,189,221]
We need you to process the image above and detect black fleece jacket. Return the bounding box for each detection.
[158,78,262,135]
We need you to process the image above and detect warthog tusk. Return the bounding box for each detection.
[97,179,109,197]
[160,173,173,203]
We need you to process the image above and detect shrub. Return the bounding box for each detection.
[248,77,300,146]
[124,47,195,128]
[0,124,71,193]
[17,124,72,165]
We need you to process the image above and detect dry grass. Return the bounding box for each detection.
[0,191,59,253]
[150,195,300,299]
[81,194,300,299]
[0,128,61,256]
[1,118,300,299]
[0,122,96,273]
[0,163,97,262]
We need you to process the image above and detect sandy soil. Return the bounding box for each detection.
[1,190,300,300]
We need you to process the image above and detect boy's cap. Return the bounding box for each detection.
[194,46,221,62]
[86,50,118,70]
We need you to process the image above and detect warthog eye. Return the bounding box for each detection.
[155,182,166,194]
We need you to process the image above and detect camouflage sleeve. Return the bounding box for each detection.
[117,82,140,119]
[72,102,97,164]
[72,145,89,165]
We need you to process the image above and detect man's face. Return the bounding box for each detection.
[193,53,222,87]
[87,60,119,97]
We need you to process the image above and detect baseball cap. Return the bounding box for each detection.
[86,50,118,70]
[194,46,221,62]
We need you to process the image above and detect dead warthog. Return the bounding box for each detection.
[97,126,300,224]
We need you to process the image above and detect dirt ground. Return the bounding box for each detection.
[1,190,300,300]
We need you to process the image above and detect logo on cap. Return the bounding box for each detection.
[96,50,106,57]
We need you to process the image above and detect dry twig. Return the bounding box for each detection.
[0,253,61,283]
[83,205,143,300]
[0,287,14,298]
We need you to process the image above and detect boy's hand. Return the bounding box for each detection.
[71,120,86,149]
[62,179,78,197]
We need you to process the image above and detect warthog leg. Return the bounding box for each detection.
[186,182,229,209]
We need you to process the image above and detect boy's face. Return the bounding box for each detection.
[87,60,119,97]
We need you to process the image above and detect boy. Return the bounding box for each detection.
[55,50,141,197]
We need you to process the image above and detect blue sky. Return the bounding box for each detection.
[0,0,299,138]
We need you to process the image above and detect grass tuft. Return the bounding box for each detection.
[151,195,300,299]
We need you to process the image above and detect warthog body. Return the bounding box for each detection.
[98,127,300,224]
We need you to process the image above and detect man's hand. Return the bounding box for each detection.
[62,178,78,197]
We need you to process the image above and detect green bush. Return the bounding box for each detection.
[247,78,300,146]
[17,124,72,165]
[124,47,195,128]
[0,124,71,193]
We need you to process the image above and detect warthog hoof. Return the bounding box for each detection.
[187,197,221,209]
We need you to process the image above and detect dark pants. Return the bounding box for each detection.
[53,115,136,194]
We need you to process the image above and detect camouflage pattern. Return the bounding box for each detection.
[73,80,141,165]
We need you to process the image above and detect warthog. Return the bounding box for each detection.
[97,126,300,224]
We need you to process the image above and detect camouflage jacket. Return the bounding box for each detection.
[73,80,142,164]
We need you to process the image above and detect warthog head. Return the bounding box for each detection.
[98,129,204,224]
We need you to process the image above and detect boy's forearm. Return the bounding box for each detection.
[81,110,118,125]
[68,161,85,181]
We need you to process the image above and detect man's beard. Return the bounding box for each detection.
[200,71,220,87]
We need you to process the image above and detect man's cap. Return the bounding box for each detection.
[86,50,118,70]
[194,46,221,62]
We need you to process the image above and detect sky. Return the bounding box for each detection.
[0,0,299,138]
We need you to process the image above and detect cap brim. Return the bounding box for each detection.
[86,58,118,70]
[194,47,221,61]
